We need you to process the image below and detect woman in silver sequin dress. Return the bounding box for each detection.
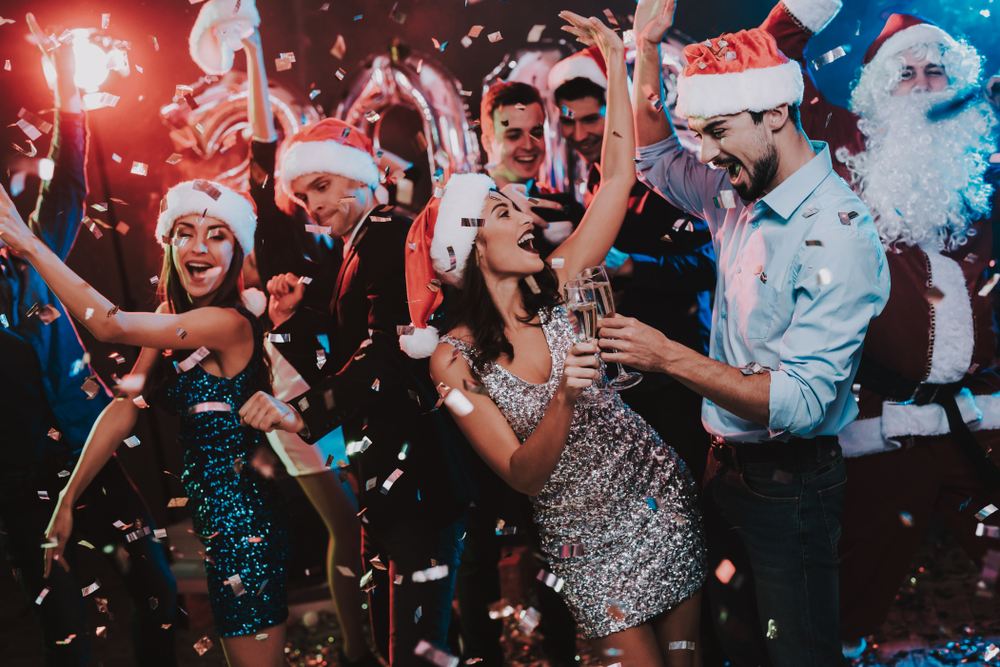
[412,11,706,666]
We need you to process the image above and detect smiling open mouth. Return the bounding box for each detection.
[185,262,221,280]
[517,231,538,253]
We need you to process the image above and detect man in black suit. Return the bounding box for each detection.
[239,118,472,666]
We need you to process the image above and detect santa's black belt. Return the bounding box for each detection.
[856,356,1000,487]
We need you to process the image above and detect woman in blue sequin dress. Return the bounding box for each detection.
[417,12,705,667]
[0,179,289,667]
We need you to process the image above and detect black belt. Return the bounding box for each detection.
[711,435,840,471]
[856,355,1000,488]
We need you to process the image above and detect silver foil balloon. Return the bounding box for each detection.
[335,50,481,213]
[482,41,577,195]
[158,70,321,191]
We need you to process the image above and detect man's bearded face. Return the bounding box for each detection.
[843,44,997,251]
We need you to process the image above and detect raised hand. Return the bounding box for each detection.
[558,10,625,63]
[634,0,677,47]
[500,183,566,230]
[27,13,78,106]
[0,183,37,254]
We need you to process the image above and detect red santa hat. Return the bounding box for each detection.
[780,0,843,35]
[156,179,257,256]
[863,14,959,69]
[399,173,496,359]
[189,0,260,76]
[676,28,804,119]
[275,118,381,214]
[548,46,608,92]
[850,14,976,118]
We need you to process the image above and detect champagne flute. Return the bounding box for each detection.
[563,279,613,406]
[579,266,643,391]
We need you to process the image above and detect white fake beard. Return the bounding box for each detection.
[841,88,997,251]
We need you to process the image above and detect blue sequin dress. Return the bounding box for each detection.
[158,306,288,636]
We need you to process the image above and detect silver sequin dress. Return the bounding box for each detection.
[442,307,706,638]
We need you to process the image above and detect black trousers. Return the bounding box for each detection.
[363,514,467,666]
[1,454,178,667]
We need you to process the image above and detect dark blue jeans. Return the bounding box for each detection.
[364,514,466,666]
[704,440,846,667]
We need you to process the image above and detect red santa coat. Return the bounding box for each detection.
[763,0,1000,457]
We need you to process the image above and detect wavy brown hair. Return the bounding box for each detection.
[445,247,562,373]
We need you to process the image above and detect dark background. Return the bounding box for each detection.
[0,0,997,550]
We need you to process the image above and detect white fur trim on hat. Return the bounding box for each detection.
[866,23,959,72]
[156,180,257,256]
[278,140,380,190]
[676,60,804,118]
[399,325,440,359]
[549,55,608,92]
[432,173,496,286]
[781,0,842,34]
[189,0,260,76]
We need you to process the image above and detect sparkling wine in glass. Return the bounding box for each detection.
[563,279,612,406]
[580,266,643,391]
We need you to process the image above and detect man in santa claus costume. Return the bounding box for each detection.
[761,0,1000,657]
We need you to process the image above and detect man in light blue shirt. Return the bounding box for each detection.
[597,3,889,666]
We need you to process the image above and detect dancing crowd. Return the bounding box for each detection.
[1,0,998,665]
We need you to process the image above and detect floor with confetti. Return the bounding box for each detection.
[0,519,996,666]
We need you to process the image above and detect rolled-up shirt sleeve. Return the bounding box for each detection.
[635,131,728,232]
[768,218,889,436]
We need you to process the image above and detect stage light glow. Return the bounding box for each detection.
[41,29,128,93]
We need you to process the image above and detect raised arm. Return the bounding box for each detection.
[0,185,249,352]
[631,0,729,227]
[27,13,87,260]
[429,338,598,496]
[42,345,157,577]
[243,29,277,143]
[552,11,635,281]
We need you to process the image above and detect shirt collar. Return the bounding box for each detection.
[342,206,376,257]
[759,141,833,221]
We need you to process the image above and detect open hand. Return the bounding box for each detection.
[558,10,625,62]
[633,0,677,47]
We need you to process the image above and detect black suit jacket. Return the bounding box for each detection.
[273,209,473,529]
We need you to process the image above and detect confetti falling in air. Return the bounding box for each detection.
[123,435,141,448]
[192,636,213,656]
[330,34,346,59]
[976,504,998,522]
[817,268,833,286]
[536,569,565,592]
[167,497,189,508]
[899,511,915,527]
[413,639,459,666]
[81,581,100,597]
[811,45,849,70]
[487,31,503,43]
[979,274,1000,297]
[411,564,449,583]
[275,52,296,71]
[715,559,736,584]
[714,190,737,209]
[130,161,148,176]
[527,24,547,42]
[766,618,779,639]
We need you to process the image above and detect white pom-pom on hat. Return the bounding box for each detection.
[189,0,261,76]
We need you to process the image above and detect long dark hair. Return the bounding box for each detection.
[445,247,562,372]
